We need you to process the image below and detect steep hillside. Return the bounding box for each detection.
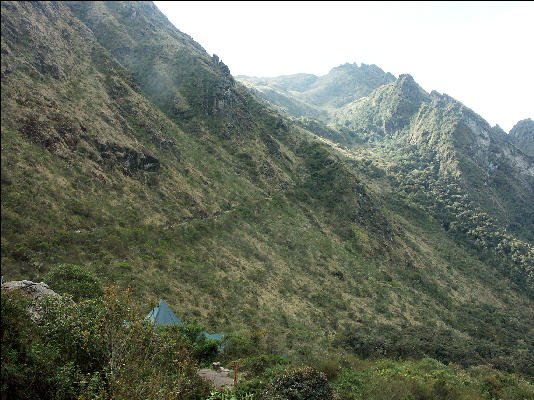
[247,68,534,258]
[2,0,533,379]
[331,75,534,289]
[238,62,395,120]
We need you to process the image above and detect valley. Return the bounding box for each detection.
[1,2,533,399]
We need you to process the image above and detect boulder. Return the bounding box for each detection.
[1,279,61,321]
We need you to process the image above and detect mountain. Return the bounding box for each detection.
[238,62,395,120]
[246,68,534,282]
[509,118,534,157]
[333,75,534,243]
[2,0,534,383]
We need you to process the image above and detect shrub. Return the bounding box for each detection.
[1,286,212,400]
[1,290,43,400]
[221,333,259,361]
[240,354,289,377]
[44,263,103,301]
[262,367,334,400]
[318,356,342,381]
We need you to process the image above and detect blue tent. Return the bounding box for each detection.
[198,332,224,341]
[197,331,225,351]
[146,299,184,327]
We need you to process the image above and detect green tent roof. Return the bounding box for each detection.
[146,299,184,327]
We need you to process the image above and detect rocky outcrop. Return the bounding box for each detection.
[97,142,160,175]
[510,118,534,139]
[21,113,84,153]
[1,280,60,321]
[211,54,235,113]
[509,118,534,157]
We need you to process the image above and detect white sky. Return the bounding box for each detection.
[154,1,533,132]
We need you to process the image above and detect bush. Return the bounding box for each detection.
[44,263,103,301]
[318,356,341,381]
[175,323,222,365]
[192,336,221,365]
[1,286,212,400]
[1,290,43,400]
[262,367,334,400]
[240,354,289,377]
[220,332,262,361]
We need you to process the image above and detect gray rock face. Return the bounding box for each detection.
[509,118,534,139]
[2,279,58,298]
[1,280,60,321]
[509,118,534,157]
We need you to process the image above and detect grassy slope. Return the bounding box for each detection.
[1,1,533,377]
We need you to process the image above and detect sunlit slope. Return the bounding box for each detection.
[246,68,534,293]
[1,1,533,377]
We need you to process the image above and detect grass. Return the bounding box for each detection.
[333,357,534,400]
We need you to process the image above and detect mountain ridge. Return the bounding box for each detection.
[238,62,396,120]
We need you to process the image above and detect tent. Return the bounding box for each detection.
[197,331,225,351]
[146,299,184,327]
[198,332,224,341]
[146,300,224,349]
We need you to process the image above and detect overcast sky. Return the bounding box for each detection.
[154,1,533,132]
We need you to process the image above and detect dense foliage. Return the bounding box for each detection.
[44,263,104,301]
[1,287,212,400]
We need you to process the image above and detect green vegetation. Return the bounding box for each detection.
[261,367,334,400]
[333,358,534,400]
[5,280,530,400]
[1,287,212,400]
[1,2,534,398]
[44,264,104,301]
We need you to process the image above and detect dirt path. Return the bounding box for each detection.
[198,368,234,389]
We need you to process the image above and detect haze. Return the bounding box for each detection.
[154,1,533,132]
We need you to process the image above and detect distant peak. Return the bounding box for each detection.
[395,74,418,91]
[329,62,360,74]
[509,118,534,137]
[327,62,395,84]
[397,74,415,84]
[392,74,429,103]
[329,62,387,75]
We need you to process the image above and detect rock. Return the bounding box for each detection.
[97,142,160,175]
[509,118,534,157]
[197,368,234,389]
[1,279,61,321]
[2,279,58,299]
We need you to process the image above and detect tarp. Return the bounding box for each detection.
[146,299,184,327]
